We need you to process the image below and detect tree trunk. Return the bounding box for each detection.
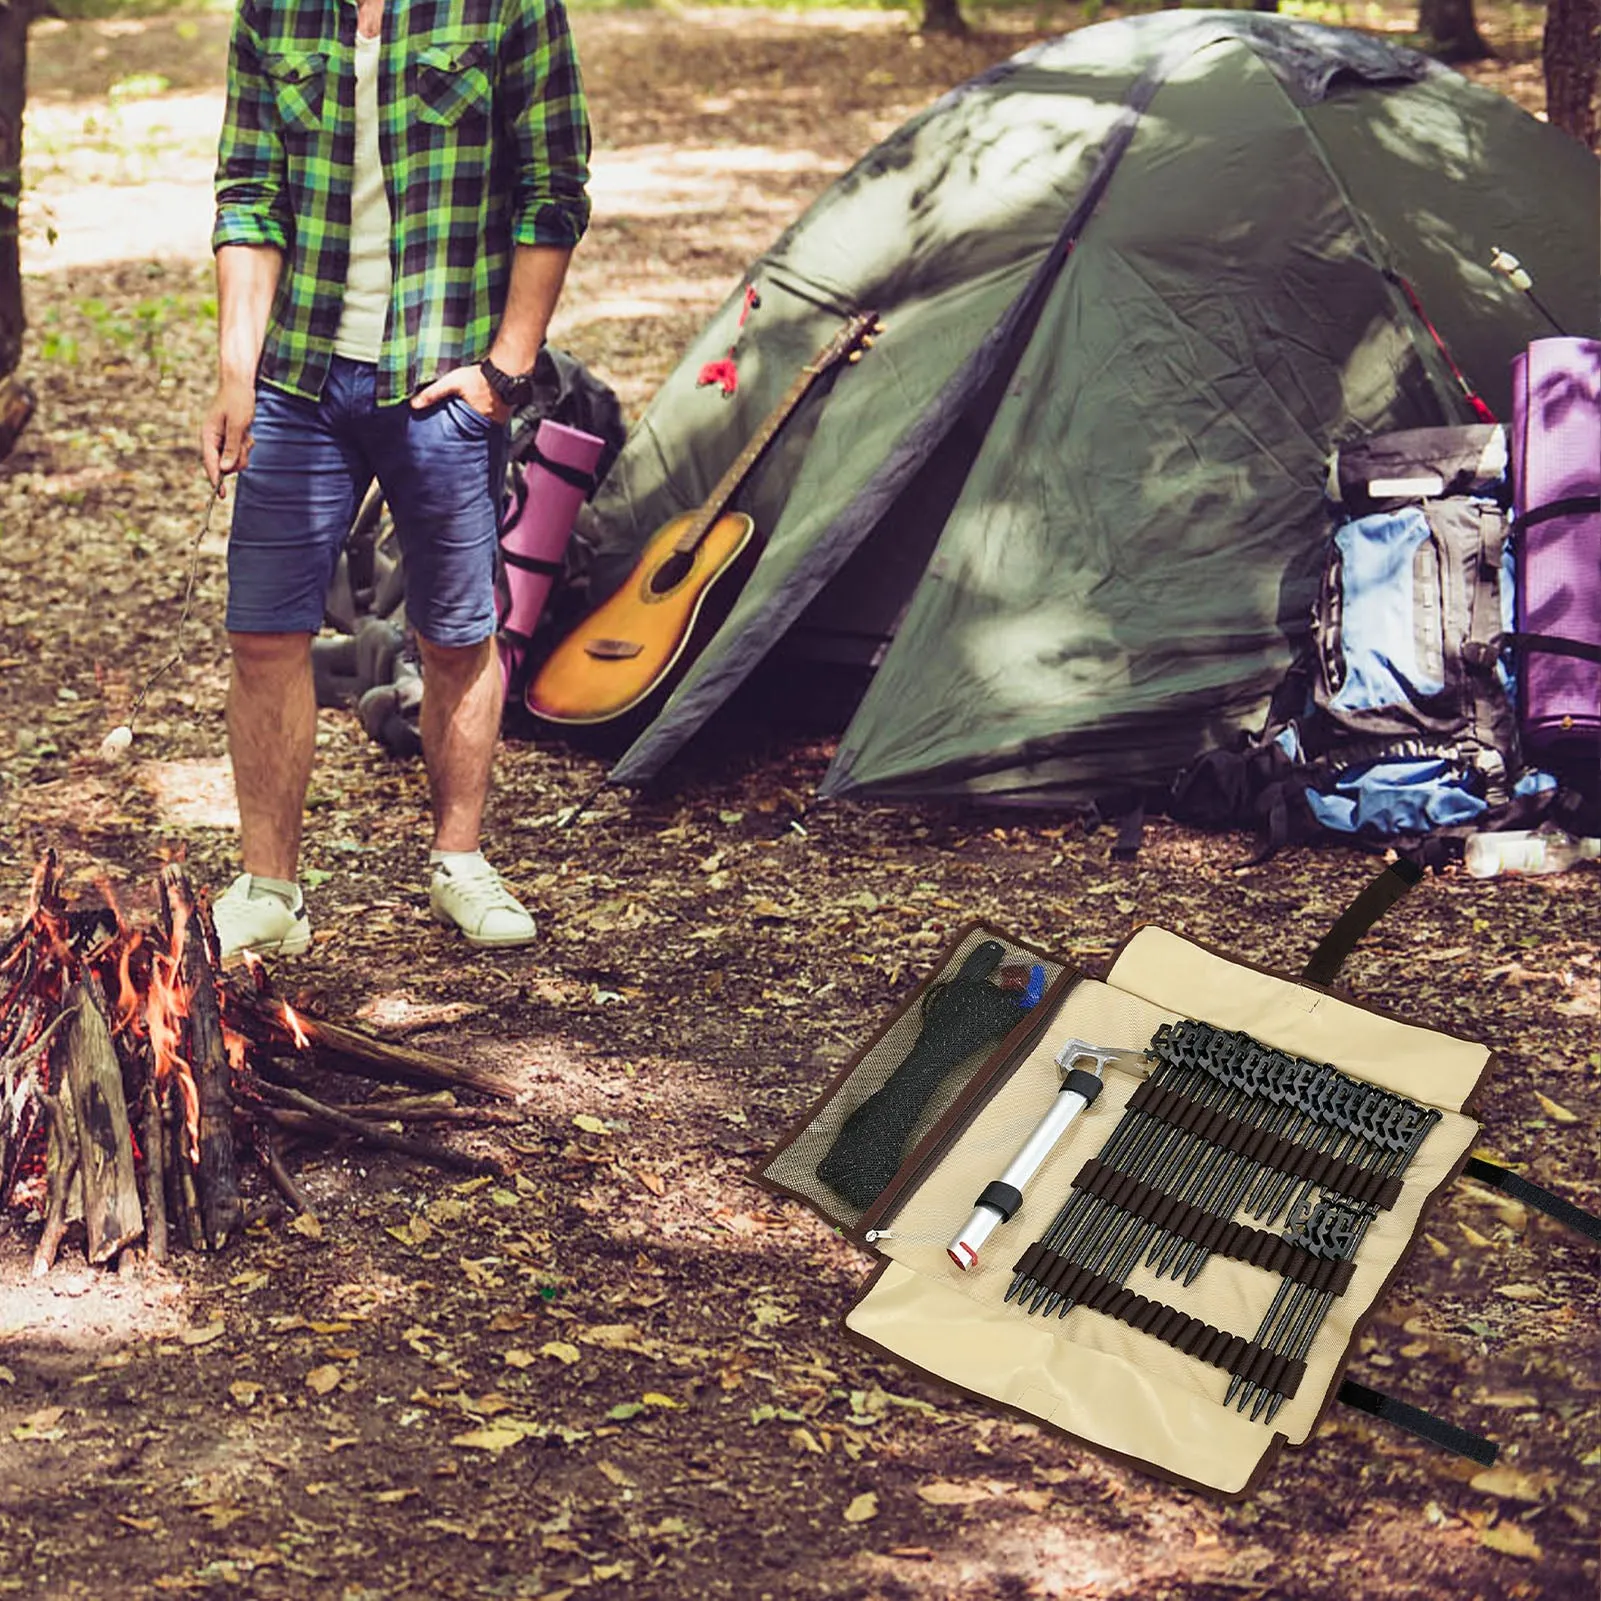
[919,0,967,38]
[0,0,33,376]
[1417,0,1493,61]
[0,0,39,462]
[1544,0,1600,149]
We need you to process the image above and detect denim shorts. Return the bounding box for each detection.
[227,355,508,647]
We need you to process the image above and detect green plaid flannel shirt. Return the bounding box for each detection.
[214,0,591,405]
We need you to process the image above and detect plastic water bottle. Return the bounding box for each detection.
[1463,829,1601,879]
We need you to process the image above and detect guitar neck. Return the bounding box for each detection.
[671,359,835,557]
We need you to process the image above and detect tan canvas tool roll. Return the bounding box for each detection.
[760,863,1599,1498]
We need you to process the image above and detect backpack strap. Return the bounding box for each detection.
[520,440,599,496]
[1301,859,1424,987]
[1499,631,1601,667]
[1515,494,1601,532]
[1336,1380,1497,1466]
[1463,1156,1601,1245]
[1111,799,1146,862]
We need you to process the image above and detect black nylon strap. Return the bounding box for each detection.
[1301,859,1424,986]
[1111,801,1146,862]
[1501,631,1601,666]
[977,1180,1023,1222]
[1336,1380,1498,1466]
[1515,494,1601,531]
[1463,1157,1601,1244]
[523,442,598,495]
[502,550,564,577]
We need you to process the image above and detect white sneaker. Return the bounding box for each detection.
[211,874,312,966]
[429,857,537,949]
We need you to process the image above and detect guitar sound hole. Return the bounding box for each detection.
[649,551,696,595]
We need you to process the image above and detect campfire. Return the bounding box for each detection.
[1,851,522,1276]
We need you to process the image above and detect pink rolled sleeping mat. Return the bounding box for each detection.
[1510,338,1601,762]
[498,419,606,694]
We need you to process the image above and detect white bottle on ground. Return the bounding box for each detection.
[1463,829,1601,879]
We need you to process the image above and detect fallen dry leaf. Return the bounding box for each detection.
[916,1481,989,1506]
[450,1423,528,1453]
[539,1342,581,1366]
[504,1349,537,1369]
[843,1492,878,1524]
[228,1381,262,1408]
[1479,1523,1543,1560]
[386,1217,434,1247]
[287,1212,324,1240]
[1470,1465,1555,1503]
[179,1321,225,1347]
[305,1365,343,1396]
[1533,1091,1579,1124]
[578,1323,655,1354]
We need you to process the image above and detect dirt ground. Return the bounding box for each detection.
[1,6,1597,1598]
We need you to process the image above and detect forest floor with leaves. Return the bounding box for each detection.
[1,5,1597,1599]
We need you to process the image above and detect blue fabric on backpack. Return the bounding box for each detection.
[1303,758,1488,835]
[1326,509,1445,716]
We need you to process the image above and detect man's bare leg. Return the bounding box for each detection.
[417,634,501,851]
[228,630,317,878]
[420,634,536,946]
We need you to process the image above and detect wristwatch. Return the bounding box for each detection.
[479,356,535,410]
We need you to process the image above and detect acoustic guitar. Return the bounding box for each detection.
[526,311,880,727]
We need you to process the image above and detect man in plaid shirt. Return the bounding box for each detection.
[201,0,590,961]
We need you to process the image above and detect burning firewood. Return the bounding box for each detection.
[157,865,242,1251]
[1,851,522,1275]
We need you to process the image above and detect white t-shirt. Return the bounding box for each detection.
[333,29,393,363]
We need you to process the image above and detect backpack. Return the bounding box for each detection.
[1173,426,1554,856]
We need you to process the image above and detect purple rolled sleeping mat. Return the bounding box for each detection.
[1509,338,1601,764]
[496,419,606,697]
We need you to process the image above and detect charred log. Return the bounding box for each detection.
[57,980,142,1264]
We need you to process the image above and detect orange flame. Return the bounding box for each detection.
[113,930,145,1035]
[25,855,52,919]
[145,898,201,1164]
[283,1003,311,1050]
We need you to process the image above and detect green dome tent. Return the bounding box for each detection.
[577,10,1599,807]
